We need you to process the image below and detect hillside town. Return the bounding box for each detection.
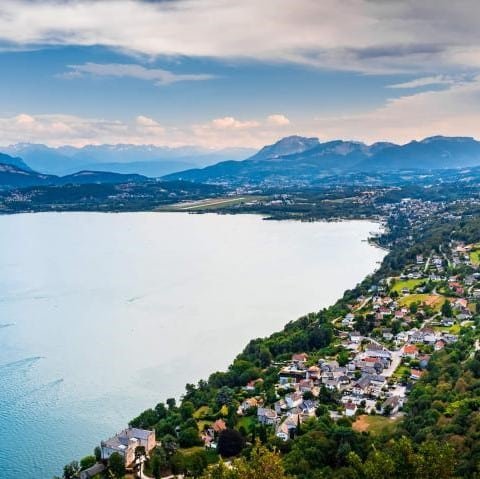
[82,233,480,478]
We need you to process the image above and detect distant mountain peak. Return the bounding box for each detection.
[420,135,475,143]
[248,135,320,161]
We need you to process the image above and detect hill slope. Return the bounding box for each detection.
[0,163,148,189]
[0,163,55,188]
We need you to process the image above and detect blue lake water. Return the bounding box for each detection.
[0,212,385,478]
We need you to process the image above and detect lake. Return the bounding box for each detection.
[0,212,385,478]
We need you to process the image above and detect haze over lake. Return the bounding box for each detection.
[0,212,385,479]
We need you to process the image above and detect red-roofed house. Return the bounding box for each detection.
[410,369,424,380]
[292,353,308,364]
[402,344,419,358]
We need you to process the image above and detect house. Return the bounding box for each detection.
[274,399,287,414]
[402,344,418,359]
[410,369,424,380]
[365,344,392,360]
[343,313,355,326]
[369,375,387,395]
[441,318,455,327]
[244,378,264,391]
[298,379,314,392]
[382,396,402,415]
[279,366,307,384]
[299,400,317,417]
[307,365,321,379]
[349,331,363,343]
[79,464,105,479]
[240,397,259,413]
[396,331,408,343]
[257,407,278,425]
[382,329,393,341]
[344,402,357,417]
[276,414,301,441]
[101,428,155,467]
[410,331,424,343]
[434,339,446,351]
[285,391,304,409]
[353,376,371,396]
[292,353,308,365]
[212,419,227,433]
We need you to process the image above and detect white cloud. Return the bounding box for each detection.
[211,117,260,129]
[388,75,462,89]
[62,62,214,85]
[3,78,480,149]
[267,114,290,126]
[0,0,480,74]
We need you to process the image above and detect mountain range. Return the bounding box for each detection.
[0,143,256,177]
[163,135,480,185]
[2,135,480,190]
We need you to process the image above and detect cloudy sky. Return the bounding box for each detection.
[1,0,480,148]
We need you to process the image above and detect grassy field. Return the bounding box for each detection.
[470,249,480,266]
[398,293,444,311]
[352,415,400,435]
[391,278,425,293]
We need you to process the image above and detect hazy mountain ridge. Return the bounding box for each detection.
[163,135,480,185]
[0,143,256,176]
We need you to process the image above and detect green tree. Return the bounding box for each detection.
[155,402,168,419]
[217,429,245,458]
[179,427,203,448]
[162,434,179,456]
[63,461,80,479]
[216,386,235,407]
[180,400,196,421]
[442,299,453,318]
[79,455,96,470]
[108,452,126,478]
[185,450,209,477]
[150,448,168,479]
[94,446,102,462]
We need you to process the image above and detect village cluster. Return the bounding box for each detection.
[247,239,479,441]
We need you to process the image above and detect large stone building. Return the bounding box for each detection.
[101,427,155,467]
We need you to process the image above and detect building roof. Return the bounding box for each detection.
[102,427,153,450]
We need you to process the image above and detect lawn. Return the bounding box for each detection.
[434,323,461,334]
[237,415,256,432]
[392,364,410,380]
[391,278,425,293]
[352,415,400,435]
[398,294,444,311]
[470,249,480,266]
